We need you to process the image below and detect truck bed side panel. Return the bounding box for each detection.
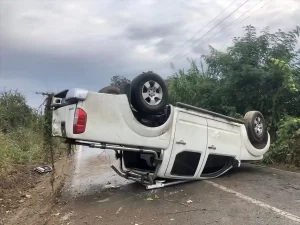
[65,93,174,149]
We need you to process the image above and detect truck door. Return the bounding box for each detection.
[165,111,208,178]
[196,118,242,177]
[206,119,241,157]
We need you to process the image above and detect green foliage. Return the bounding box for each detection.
[43,94,54,162]
[168,25,300,166]
[0,129,44,168]
[0,90,43,134]
[265,117,300,166]
[110,75,131,88]
[270,57,299,92]
[0,90,64,175]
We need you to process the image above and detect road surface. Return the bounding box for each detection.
[49,146,300,225]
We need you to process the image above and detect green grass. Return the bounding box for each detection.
[0,90,68,176]
[0,130,67,175]
[0,130,44,175]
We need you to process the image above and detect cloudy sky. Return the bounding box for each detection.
[0,0,299,108]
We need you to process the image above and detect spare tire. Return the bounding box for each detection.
[244,111,267,143]
[131,71,168,114]
[120,83,132,104]
[98,86,120,94]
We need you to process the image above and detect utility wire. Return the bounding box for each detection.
[199,0,270,49]
[230,0,273,29]
[159,0,238,65]
[176,0,272,62]
[167,0,251,62]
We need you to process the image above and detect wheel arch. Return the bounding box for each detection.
[240,125,270,157]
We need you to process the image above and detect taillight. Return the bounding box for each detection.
[73,108,87,134]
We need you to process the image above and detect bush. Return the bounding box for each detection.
[264,117,300,166]
[0,89,65,175]
[0,130,45,174]
[168,25,300,167]
[0,90,42,134]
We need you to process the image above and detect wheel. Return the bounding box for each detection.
[244,111,267,143]
[131,71,168,114]
[98,86,120,94]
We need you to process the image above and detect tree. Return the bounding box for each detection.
[167,25,300,165]
[204,25,299,131]
[110,76,131,88]
[169,25,300,126]
[0,89,39,133]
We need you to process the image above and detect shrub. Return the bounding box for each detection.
[0,89,62,175]
[264,117,300,166]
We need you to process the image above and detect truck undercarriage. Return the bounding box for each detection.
[74,140,240,189]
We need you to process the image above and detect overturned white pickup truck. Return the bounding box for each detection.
[52,72,270,189]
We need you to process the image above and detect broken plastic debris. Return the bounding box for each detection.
[61,212,73,221]
[146,197,154,201]
[186,200,193,203]
[21,194,31,199]
[170,218,175,221]
[116,206,123,214]
[97,198,109,203]
[168,190,178,196]
[104,184,120,189]
[34,165,53,174]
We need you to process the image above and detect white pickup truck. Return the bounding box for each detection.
[51,72,270,189]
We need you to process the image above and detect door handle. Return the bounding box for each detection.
[208,145,216,150]
[176,140,186,145]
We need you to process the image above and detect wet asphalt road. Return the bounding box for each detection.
[51,146,300,225]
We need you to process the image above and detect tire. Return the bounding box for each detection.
[120,83,131,104]
[131,71,168,114]
[244,111,267,143]
[98,86,120,94]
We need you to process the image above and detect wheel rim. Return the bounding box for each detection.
[254,116,263,137]
[141,80,163,106]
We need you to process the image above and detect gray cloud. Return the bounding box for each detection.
[126,22,184,40]
[155,38,177,54]
[0,0,299,107]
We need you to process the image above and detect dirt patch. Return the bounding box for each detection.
[250,161,300,173]
[267,163,300,173]
[0,155,72,225]
[0,165,40,216]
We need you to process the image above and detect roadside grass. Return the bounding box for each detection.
[0,89,69,177]
[0,130,67,176]
[0,130,44,175]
